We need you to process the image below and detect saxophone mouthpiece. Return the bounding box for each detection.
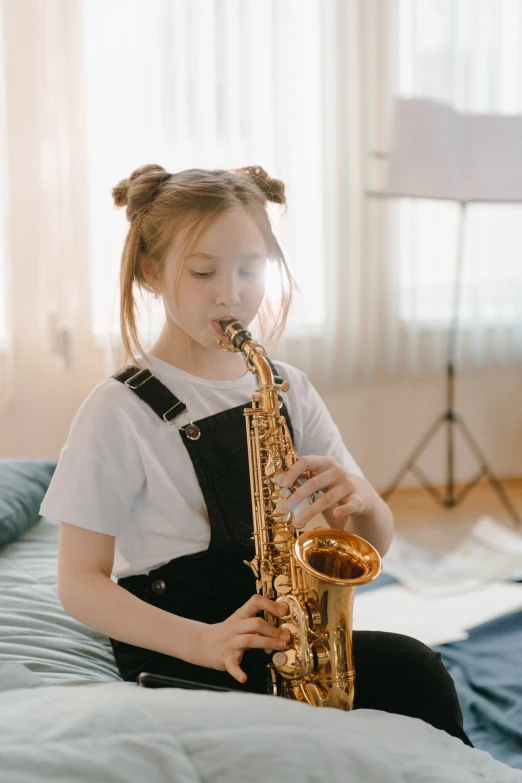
[219,319,253,351]
[219,318,238,331]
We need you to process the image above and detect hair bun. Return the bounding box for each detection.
[234,165,286,205]
[112,164,171,221]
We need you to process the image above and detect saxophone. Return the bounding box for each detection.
[219,319,382,711]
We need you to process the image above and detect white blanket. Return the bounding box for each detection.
[1,682,521,783]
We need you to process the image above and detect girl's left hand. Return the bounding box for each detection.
[275,456,377,529]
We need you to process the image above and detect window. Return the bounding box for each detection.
[82,0,325,346]
[396,0,522,327]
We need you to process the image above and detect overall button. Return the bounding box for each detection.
[151,579,166,594]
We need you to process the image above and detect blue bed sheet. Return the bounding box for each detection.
[435,605,522,770]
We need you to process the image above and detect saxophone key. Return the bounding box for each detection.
[269,512,292,525]
[313,644,330,668]
[273,531,293,551]
[265,454,276,475]
[279,622,298,636]
[299,682,329,708]
[243,558,260,579]
[274,574,292,594]
[308,605,322,629]
[278,487,292,499]
[267,665,279,697]
[272,647,297,676]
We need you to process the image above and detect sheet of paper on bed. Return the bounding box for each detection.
[381,515,522,598]
[353,580,522,647]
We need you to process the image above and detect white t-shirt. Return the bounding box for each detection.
[40,355,363,578]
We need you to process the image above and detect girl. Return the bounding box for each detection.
[40,164,472,746]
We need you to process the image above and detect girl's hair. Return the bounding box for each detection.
[111,164,294,370]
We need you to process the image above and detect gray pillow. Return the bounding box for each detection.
[0,459,57,549]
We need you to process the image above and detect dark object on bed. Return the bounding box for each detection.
[137,672,232,691]
[0,459,57,549]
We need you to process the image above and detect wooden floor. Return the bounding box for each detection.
[383,476,522,554]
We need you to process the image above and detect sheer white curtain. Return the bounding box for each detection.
[0,3,13,410]
[0,0,91,397]
[82,0,329,379]
[80,0,382,390]
[367,0,522,379]
[2,0,522,403]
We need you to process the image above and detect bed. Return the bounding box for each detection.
[0,459,521,782]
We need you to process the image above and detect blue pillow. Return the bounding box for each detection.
[0,459,57,549]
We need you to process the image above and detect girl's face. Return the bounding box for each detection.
[159,207,268,349]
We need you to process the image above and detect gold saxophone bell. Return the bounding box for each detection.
[219,319,382,710]
[291,528,382,709]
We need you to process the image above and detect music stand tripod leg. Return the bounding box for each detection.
[381,412,446,502]
[454,415,520,527]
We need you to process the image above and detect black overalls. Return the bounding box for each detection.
[110,365,473,747]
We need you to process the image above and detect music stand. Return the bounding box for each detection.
[368,98,522,527]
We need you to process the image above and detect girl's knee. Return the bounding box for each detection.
[382,632,442,664]
[352,630,468,743]
[353,630,447,681]
[355,630,436,656]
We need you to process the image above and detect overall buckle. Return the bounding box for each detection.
[162,401,188,424]
[124,369,153,390]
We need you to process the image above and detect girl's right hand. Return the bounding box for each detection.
[201,594,291,683]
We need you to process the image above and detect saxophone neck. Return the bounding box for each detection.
[219,319,282,390]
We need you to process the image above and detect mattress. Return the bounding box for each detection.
[0,515,521,777]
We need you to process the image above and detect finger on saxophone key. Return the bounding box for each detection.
[251,595,288,618]
[278,600,290,617]
[276,498,290,513]
[264,628,292,653]
[273,600,288,617]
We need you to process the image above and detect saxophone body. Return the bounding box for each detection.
[219,320,382,711]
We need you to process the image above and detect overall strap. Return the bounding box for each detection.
[267,359,285,385]
[111,358,286,425]
[111,366,188,425]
